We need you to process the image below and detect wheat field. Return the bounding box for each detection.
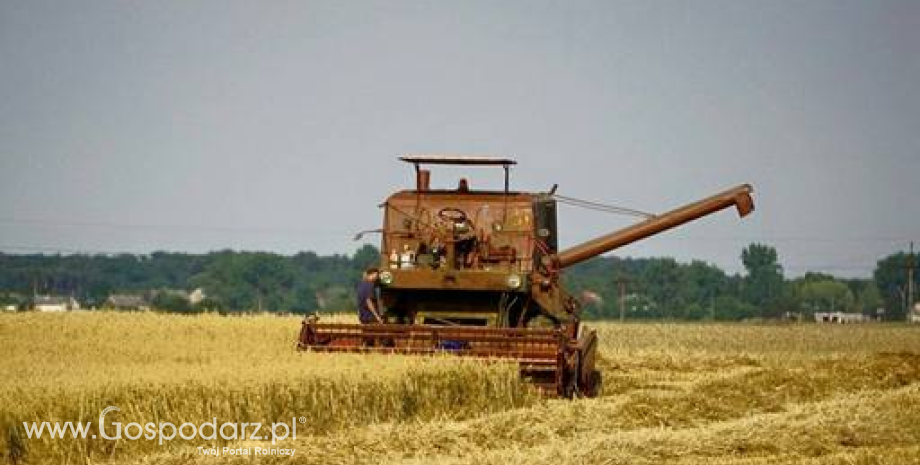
[2,312,919,465]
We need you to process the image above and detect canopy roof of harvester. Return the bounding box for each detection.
[399,155,517,166]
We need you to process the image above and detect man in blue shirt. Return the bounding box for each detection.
[356,268,382,324]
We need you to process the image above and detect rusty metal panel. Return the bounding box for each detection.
[381,269,522,291]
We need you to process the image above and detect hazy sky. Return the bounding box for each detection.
[1,0,917,277]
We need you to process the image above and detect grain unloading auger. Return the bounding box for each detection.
[299,156,754,397]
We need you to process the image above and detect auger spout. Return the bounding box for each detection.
[553,184,754,269]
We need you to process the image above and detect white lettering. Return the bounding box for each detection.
[270,422,289,445]
[144,422,156,440]
[123,422,143,440]
[178,423,197,440]
[158,422,177,445]
[248,423,262,441]
[98,406,121,440]
[219,421,238,440]
[199,418,217,440]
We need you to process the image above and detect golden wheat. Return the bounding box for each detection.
[0,312,535,464]
[2,313,919,465]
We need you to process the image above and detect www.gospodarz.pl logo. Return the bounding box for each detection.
[23,405,305,447]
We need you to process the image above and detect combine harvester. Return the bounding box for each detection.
[299,156,754,397]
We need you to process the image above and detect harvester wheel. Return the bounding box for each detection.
[561,352,580,399]
[580,369,602,398]
[562,370,578,399]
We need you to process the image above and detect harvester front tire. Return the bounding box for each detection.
[580,369,602,398]
[561,353,580,399]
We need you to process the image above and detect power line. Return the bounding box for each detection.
[0,217,352,236]
[908,242,916,320]
[784,265,876,272]
[553,194,654,218]
[0,217,911,243]
[628,235,913,243]
[0,244,137,255]
[0,243,367,256]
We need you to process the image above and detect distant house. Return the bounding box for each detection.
[911,304,920,324]
[34,296,80,312]
[580,290,603,306]
[814,312,870,324]
[105,294,149,311]
[315,286,351,310]
[189,288,206,305]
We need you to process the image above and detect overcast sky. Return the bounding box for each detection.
[1,0,917,277]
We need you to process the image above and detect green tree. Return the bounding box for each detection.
[191,252,296,312]
[712,295,757,321]
[638,258,683,318]
[151,291,193,313]
[677,260,728,319]
[741,243,785,317]
[793,278,854,316]
[290,282,319,314]
[352,244,381,270]
[855,282,883,316]
[873,252,917,320]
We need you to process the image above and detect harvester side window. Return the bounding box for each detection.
[533,198,558,252]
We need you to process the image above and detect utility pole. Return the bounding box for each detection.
[908,242,916,321]
[616,275,629,322]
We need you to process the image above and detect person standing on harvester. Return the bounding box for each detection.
[356,268,382,323]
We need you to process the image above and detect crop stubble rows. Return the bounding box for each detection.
[2,313,919,464]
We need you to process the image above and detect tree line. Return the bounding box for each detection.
[0,245,379,313]
[567,244,914,321]
[0,244,915,320]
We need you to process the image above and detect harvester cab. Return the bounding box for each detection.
[299,155,755,397]
[378,156,566,330]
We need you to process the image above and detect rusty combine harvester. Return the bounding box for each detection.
[299,156,754,397]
